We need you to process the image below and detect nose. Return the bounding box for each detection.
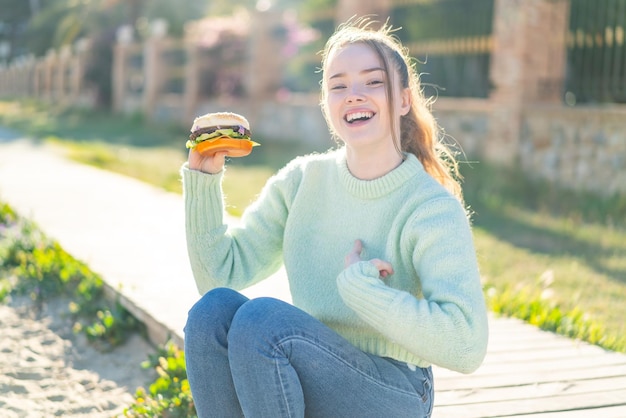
[345,86,365,103]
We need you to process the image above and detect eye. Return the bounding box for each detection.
[330,84,346,90]
[367,80,384,86]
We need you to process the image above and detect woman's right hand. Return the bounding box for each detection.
[188,149,228,174]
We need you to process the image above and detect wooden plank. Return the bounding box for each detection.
[433,364,626,391]
[487,333,575,346]
[434,351,626,377]
[433,388,626,418]
[435,375,626,406]
[483,343,614,364]
[433,353,626,379]
[510,404,626,418]
[486,335,599,352]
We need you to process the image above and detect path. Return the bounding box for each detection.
[1,131,625,417]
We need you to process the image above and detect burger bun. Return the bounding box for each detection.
[191,112,250,132]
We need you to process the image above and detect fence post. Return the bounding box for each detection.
[487,0,570,164]
[143,39,157,118]
[183,39,199,123]
[113,26,134,113]
[58,45,72,104]
[19,62,28,97]
[246,9,285,101]
[33,58,42,99]
[43,49,56,102]
[72,38,90,106]
[143,22,168,119]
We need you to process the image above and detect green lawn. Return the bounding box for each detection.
[1,99,625,352]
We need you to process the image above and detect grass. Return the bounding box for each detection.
[1,99,626,352]
[461,161,626,348]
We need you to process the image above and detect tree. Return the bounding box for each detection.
[0,0,46,61]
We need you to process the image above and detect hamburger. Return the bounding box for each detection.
[186,112,259,157]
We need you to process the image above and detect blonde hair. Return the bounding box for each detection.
[319,17,464,201]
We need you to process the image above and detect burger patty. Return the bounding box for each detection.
[189,125,251,141]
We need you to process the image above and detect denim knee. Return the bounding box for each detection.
[228,297,296,349]
[184,287,248,345]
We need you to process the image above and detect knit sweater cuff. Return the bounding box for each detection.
[181,165,225,233]
[337,261,400,331]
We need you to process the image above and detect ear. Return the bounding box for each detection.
[399,87,411,116]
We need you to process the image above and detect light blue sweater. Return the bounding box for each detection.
[182,148,488,374]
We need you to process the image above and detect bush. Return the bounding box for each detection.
[124,341,196,418]
[485,281,626,352]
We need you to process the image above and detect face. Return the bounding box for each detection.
[323,42,410,153]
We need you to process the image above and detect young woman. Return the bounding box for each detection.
[182,17,488,418]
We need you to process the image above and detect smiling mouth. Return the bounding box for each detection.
[345,111,375,123]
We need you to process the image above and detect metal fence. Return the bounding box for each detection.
[390,0,494,98]
[566,0,626,104]
[302,0,494,98]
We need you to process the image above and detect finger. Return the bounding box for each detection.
[214,150,228,164]
[197,151,227,174]
[370,259,394,278]
[352,239,363,256]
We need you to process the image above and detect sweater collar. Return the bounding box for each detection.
[336,148,424,199]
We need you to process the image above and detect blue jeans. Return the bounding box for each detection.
[184,288,434,418]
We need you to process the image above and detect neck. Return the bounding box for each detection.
[345,146,404,180]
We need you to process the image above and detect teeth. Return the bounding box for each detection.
[346,111,373,122]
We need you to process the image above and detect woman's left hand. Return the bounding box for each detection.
[345,240,394,279]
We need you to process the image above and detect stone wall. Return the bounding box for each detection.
[520,105,626,196]
[431,100,626,197]
[431,98,492,160]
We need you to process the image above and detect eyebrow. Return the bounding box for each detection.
[329,67,386,80]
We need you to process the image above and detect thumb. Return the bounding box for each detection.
[352,239,363,255]
[344,239,363,267]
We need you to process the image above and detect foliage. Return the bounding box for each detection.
[0,0,49,60]
[73,302,141,350]
[140,0,208,38]
[0,201,18,227]
[0,201,140,350]
[485,280,626,353]
[124,341,196,418]
[0,0,33,22]
[23,0,94,56]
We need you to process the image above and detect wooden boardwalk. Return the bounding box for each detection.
[432,315,626,417]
